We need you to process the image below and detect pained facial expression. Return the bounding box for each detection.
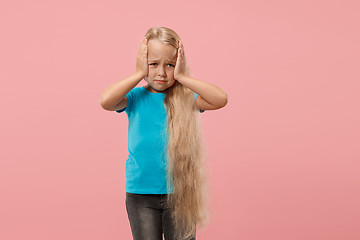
[144,39,177,93]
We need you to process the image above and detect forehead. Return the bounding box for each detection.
[148,39,177,61]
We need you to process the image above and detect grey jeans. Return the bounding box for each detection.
[125,192,196,240]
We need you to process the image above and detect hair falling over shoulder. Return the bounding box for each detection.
[145,26,210,240]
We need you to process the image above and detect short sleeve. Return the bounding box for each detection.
[115,87,137,113]
[194,93,205,113]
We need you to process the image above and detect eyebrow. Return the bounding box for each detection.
[149,59,176,63]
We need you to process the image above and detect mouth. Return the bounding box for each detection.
[155,80,167,83]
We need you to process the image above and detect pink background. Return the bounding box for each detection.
[1,0,359,239]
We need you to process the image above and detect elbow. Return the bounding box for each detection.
[99,95,105,107]
[212,94,228,109]
[212,93,228,109]
[100,100,107,110]
[219,93,228,108]
[99,96,111,110]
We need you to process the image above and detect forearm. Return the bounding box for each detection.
[100,71,144,109]
[177,74,228,107]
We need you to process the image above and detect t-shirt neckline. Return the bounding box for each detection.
[143,86,165,95]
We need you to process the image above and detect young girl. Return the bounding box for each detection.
[100,26,228,240]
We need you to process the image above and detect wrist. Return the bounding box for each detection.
[134,71,145,80]
[176,73,188,81]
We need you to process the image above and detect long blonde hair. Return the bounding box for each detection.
[144,26,210,239]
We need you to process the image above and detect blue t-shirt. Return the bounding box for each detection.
[116,86,205,194]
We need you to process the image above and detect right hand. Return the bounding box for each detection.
[135,37,148,79]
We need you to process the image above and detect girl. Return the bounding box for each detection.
[100,26,228,240]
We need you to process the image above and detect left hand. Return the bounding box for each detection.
[174,40,186,81]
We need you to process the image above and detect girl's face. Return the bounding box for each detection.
[144,39,177,93]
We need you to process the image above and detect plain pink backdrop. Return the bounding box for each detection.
[1,0,359,239]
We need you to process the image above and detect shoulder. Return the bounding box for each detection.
[115,87,143,113]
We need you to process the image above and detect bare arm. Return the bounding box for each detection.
[99,71,144,111]
[176,74,228,110]
[174,41,228,111]
[100,37,149,111]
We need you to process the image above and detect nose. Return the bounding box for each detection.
[157,66,166,77]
